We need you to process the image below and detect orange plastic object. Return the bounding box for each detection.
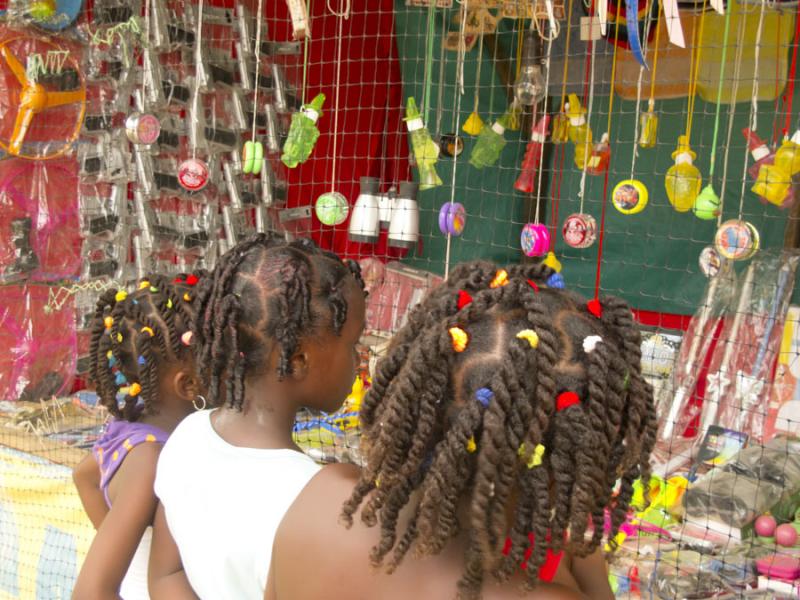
[0,33,85,159]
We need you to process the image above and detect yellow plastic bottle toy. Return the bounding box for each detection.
[665,135,702,212]
[565,93,592,170]
[752,132,800,207]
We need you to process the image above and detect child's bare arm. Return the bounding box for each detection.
[72,443,161,600]
[569,547,614,600]
[73,453,108,530]
[148,503,199,600]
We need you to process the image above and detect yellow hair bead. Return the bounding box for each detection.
[128,382,142,397]
[166,299,173,309]
[543,252,562,273]
[106,350,113,359]
[466,436,477,453]
[115,290,128,302]
[183,292,192,302]
[104,316,113,330]
[515,329,539,348]
[489,269,509,288]
[116,333,123,342]
[141,326,155,337]
[139,281,150,290]
[518,443,546,468]
[449,327,469,352]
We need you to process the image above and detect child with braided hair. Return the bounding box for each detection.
[72,273,204,600]
[148,234,366,600]
[266,260,657,600]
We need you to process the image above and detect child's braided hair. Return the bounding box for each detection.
[193,233,365,409]
[88,273,203,421]
[341,260,656,599]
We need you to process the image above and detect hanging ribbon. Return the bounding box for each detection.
[626,0,648,68]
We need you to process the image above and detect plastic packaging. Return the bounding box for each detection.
[404,97,442,189]
[565,94,592,170]
[280,92,325,168]
[665,135,702,212]
[468,104,518,170]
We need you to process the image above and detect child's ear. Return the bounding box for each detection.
[173,369,200,402]
[289,352,309,381]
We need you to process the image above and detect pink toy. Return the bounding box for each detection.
[755,515,778,537]
[520,223,550,257]
[776,523,799,547]
[756,554,800,579]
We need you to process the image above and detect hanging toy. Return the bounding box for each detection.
[440,134,464,158]
[562,213,597,249]
[752,131,800,208]
[639,100,658,148]
[242,140,264,175]
[551,109,570,144]
[315,192,349,226]
[405,96,443,190]
[514,114,550,193]
[586,133,611,176]
[714,219,760,261]
[468,103,519,170]
[520,223,550,257]
[177,157,210,192]
[438,202,466,237]
[665,135,702,212]
[744,128,794,208]
[565,94,593,170]
[463,18,486,137]
[543,251,562,273]
[281,93,326,168]
[125,112,161,146]
[693,185,721,220]
[699,246,722,278]
[612,179,648,215]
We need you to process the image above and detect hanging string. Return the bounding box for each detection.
[773,16,783,144]
[444,0,468,280]
[534,28,555,225]
[328,0,350,194]
[717,4,747,224]
[783,3,800,137]
[191,0,205,160]
[472,21,484,115]
[435,8,447,136]
[737,0,766,221]
[592,0,632,299]
[684,0,709,146]
[577,31,596,213]
[301,0,312,104]
[141,0,151,101]
[558,0,575,110]
[647,0,663,109]
[250,0,265,143]
[421,1,437,124]
[534,0,561,40]
[706,0,733,185]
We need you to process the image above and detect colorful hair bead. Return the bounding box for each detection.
[449,327,469,352]
[457,290,473,310]
[518,443,546,468]
[515,329,539,348]
[173,277,185,284]
[141,326,155,337]
[108,355,117,368]
[556,391,580,412]
[166,299,173,309]
[106,350,113,359]
[139,281,150,290]
[181,331,193,346]
[475,388,493,408]
[586,299,603,318]
[115,372,127,386]
[183,292,192,302]
[583,335,602,353]
[527,279,540,293]
[137,355,146,366]
[128,382,142,397]
[489,269,509,289]
[466,436,477,453]
[546,273,565,289]
[186,274,199,286]
[150,286,158,293]
[115,290,128,302]
[104,316,113,330]
[116,333,123,342]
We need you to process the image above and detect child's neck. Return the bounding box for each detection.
[139,401,193,434]
[210,384,299,451]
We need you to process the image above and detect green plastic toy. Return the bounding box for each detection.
[281,93,325,169]
[405,97,442,190]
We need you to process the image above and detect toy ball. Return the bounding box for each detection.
[562,213,597,249]
[177,158,210,192]
[315,192,350,226]
[438,202,466,236]
[612,179,648,215]
[714,219,760,261]
[755,515,777,537]
[776,523,798,547]
[520,223,550,257]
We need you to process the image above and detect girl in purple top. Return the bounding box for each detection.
[72,273,204,600]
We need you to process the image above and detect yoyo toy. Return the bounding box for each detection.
[698,246,722,278]
[177,157,210,193]
[562,213,597,249]
[315,191,349,226]
[242,140,264,175]
[612,179,648,215]
[438,202,466,237]
[693,184,721,221]
[125,112,161,146]
[714,219,760,261]
[439,133,464,158]
[520,223,550,257]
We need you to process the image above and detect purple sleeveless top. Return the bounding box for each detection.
[92,419,169,507]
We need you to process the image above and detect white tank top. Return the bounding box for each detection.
[119,527,152,600]
[154,409,321,599]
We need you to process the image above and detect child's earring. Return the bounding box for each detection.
[193,395,207,411]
